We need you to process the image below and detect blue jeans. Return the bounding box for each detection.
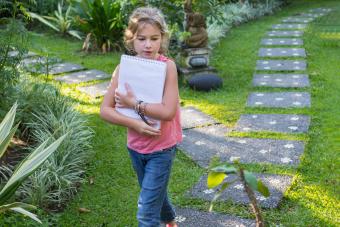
[128,146,176,227]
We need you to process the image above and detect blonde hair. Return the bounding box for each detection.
[124,7,169,54]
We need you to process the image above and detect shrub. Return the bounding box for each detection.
[18,94,94,210]
[0,102,66,224]
[206,0,283,47]
[73,0,125,53]
[29,2,81,40]
[0,19,29,112]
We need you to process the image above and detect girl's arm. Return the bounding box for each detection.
[115,60,179,121]
[100,66,161,136]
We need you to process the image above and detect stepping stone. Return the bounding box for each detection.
[272,24,307,30]
[55,69,111,84]
[181,106,219,130]
[235,114,311,133]
[77,81,110,98]
[258,48,306,57]
[261,38,303,46]
[256,60,306,71]
[174,207,255,226]
[252,73,310,87]
[247,92,311,108]
[267,30,303,37]
[43,63,85,75]
[178,125,305,168]
[298,13,324,18]
[188,173,292,208]
[309,8,332,13]
[8,50,37,58]
[20,56,48,67]
[21,58,84,75]
[282,17,314,23]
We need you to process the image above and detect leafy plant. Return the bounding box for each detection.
[208,160,270,227]
[29,2,81,39]
[205,0,282,47]
[18,95,93,209]
[0,102,66,223]
[0,0,31,21]
[0,18,29,111]
[73,0,125,53]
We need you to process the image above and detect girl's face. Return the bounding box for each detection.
[133,23,162,60]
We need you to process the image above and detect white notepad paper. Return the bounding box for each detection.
[116,55,167,129]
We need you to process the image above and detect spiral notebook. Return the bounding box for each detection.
[116,55,167,129]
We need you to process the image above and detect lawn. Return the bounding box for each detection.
[12,0,340,226]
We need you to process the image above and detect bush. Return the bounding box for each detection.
[0,103,67,224]
[73,0,126,53]
[206,0,283,47]
[0,19,29,112]
[17,93,94,210]
[29,2,81,40]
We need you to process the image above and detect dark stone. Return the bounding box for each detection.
[189,56,208,67]
[188,74,222,91]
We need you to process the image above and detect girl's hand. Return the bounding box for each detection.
[134,120,161,136]
[115,83,136,109]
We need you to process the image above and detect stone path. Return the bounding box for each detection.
[247,92,311,108]
[252,73,310,87]
[17,7,331,225]
[181,106,219,129]
[235,114,310,133]
[272,23,307,30]
[188,174,292,208]
[258,48,306,57]
[174,7,331,224]
[261,38,303,46]
[178,124,305,167]
[267,30,303,37]
[55,69,111,84]
[77,81,110,98]
[256,60,306,71]
[173,208,255,227]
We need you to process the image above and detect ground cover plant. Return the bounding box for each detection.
[1,0,339,226]
[0,103,67,224]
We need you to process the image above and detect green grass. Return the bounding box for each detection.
[10,0,340,226]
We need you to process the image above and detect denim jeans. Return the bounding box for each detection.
[128,146,177,227]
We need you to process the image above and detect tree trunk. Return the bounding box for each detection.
[239,168,264,227]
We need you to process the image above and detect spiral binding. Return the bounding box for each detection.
[121,54,166,66]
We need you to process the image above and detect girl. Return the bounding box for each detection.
[100,7,182,227]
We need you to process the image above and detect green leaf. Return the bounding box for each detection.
[0,134,67,204]
[10,207,41,224]
[244,171,258,191]
[0,202,36,213]
[0,102,17,144]
[0,124,18,159]
[0,202,40,223]
[207,172,226,189]
[210,165,237,174]
[68,30,82,40]
[209,182,229,212]
[257,180,270,197]
[29,12,59,32]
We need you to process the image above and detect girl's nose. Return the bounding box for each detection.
[145,39,151,48]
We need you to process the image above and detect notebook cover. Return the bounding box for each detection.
[116,55,167,129]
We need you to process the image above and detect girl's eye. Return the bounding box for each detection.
[152,38,159,41]
[138,38,145,41]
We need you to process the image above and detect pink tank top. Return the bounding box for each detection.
[127,55,183,154]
